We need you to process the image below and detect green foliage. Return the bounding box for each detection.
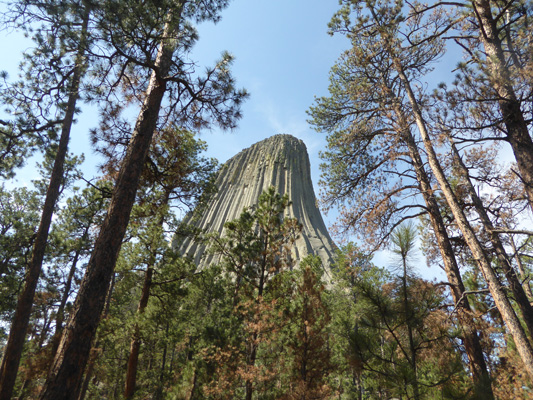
[191,191,336,400]
[435,0,533,145]
[198,187,302,398]
[1,0,93,177]
[8,180,112,398]
[0,122,29,179]
[32,151,84,197]
[0,185,41,329]
[390,222,417,264]
[278,256,334,399]
[208,186,301,297]
[329,242,469,399]
[79,130,219,399]
[86,224,198,399]
[44,180,111,306]
[89,0,248,163]
[2,0,531,397]
[328,243,388,398]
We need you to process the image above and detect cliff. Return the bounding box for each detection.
[175,134,337,278]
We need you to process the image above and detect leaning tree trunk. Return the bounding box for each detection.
[398,66,533,381]
[39,16,181,400]
[450,139,533,339]
[396,108,494,398]
[472,0,533,215]
[0,8,90,400]
[77,273,115,400]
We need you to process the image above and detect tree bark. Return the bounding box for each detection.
[39,14,181,400]
[77,274,115,400]
[471,0,533,214]
[0,7,90,400]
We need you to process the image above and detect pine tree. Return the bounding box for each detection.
[441,0,533,214]
[0,186,42,328]
[47,180,112,356]
[280,256,333,400]
[202,187,301,399]
[391,223,421,399]
[40,1,246,397]
[309,1,494,394]
[340,242,467,398]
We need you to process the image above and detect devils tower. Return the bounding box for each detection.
[175,134,336,278]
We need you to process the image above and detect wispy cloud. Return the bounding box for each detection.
[258,100,307,136]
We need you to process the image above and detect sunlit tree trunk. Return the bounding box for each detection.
[449,138,533,339]
[398,116,493,397]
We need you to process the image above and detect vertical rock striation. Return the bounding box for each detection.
[175,134,336,278]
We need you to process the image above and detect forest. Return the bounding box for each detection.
[0,0,532,399]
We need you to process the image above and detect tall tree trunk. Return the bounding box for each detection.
[153,322,169,400]
[124,195,169,399]
[449,139,533,339]
[51,224,91,359]
[0,8,90,399]
[39,14,181,400]
[471,0,533,214]
[397,65,533,381]
[245,337,257,400]
[124,265,154,398]
[397,109,494,398]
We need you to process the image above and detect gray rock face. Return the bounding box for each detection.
[175,134,336,278]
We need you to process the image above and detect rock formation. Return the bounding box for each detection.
[175,134,336,279]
